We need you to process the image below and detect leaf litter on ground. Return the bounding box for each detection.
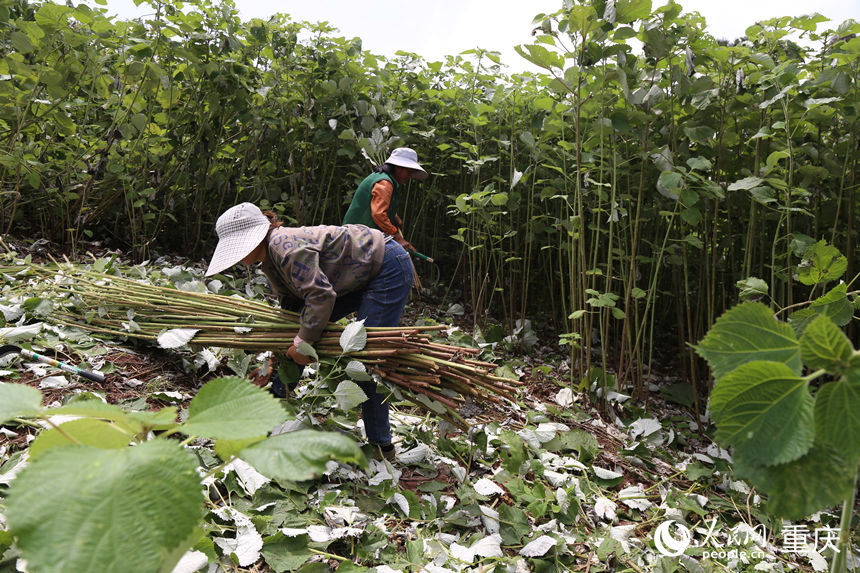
[0,245,852,572]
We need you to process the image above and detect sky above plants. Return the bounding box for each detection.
[89,0,859,71]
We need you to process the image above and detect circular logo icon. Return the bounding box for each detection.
[654,520,692,557]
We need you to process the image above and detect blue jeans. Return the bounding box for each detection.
[330,240,413,446]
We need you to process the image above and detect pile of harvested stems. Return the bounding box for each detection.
[2,262,520,427]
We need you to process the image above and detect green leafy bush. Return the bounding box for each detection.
[696,239,858,570]
[0,377,364,571]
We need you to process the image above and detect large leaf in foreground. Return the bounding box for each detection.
[0,382,42,424]
[734,443,855,520]
[695,302,801,379]
[800,314,853,373]
[6,440,203,573]
[28,418,130,460]
[50,399,145,434]
[240,430,365,481]
[709,361,813,466]
[182,376,287,439]
[815,378,860,462]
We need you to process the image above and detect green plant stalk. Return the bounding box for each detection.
[829,470,858,573]
[14,262,517,417]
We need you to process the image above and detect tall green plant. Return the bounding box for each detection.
[696,241,858,571]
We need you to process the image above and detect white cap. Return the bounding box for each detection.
[205,203,269,276]
[384,147,428,180]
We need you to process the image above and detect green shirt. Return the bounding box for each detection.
[342,171,400,231]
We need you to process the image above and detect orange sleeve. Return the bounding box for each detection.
[370,179,399,235]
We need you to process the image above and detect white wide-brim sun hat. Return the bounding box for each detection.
[385,147,428,180]
[205,203,270,277]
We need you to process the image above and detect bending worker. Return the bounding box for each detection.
[205,203,414,460]
[343,147,428,252]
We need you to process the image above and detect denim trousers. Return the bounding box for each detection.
[330,240,414,446]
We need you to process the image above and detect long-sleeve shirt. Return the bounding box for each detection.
[369,178,398,235]
[260,225,386,342]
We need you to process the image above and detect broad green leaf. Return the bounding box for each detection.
[499,429,525,473]
[734,443,855,520]
[683,234,703,249]
[181,376,287,440]
[35,3,72,30]
[6,441,203,573]
[344,359,372,382]
[127,407,179,430]
[682,188,703,207]
[491,192,509,206]
[796,240,847,285]
[788,283,853,335]
[261,535,314,572]
[0,382,42,424]
[613,26,638,40]
[727,176,764,191]
[339,320,367,353]
[277,358,304,387]
[616,0,652,23]
[660,383,696,408]
[157,328,199,349]
[498,504,530,545]
[22,296,53,316]
[414,393,448,414]
[295,341,318,361]
[681,206,701,226]
[9,31,34,53]
[695,302,801,379]
[657,171,682,192]
[765,150,789,170]
[800,315,853,373]
[214,436,265,460]
[736,277,768,301]
[709,361,813,466]
[683,125,715,144]
[543,429,600,462]
[29,418,130,460]
[831,72,851,95]
[239,430,365,480]
[815,379,860,461]
[686,156,712,171]
[334,380,367,411]
[50,400,144,435]
[748,186,776,204]
[514,44,561,70]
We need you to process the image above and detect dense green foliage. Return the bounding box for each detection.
[1,0,858,395]
[1,375,365,571]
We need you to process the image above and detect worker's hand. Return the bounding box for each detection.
[394,232,415,253]
[248,358,274,387]
[394,214,404,229]
[287,343,314,365]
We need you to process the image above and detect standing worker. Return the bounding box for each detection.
[205,203,414,460]
[343,147,428,252]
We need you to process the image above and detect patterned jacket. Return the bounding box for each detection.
[260,225,385,342]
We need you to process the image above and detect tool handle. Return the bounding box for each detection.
[20,349,106,383]
[411,251,434,263]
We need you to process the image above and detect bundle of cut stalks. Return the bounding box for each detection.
[3,262,521,427]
